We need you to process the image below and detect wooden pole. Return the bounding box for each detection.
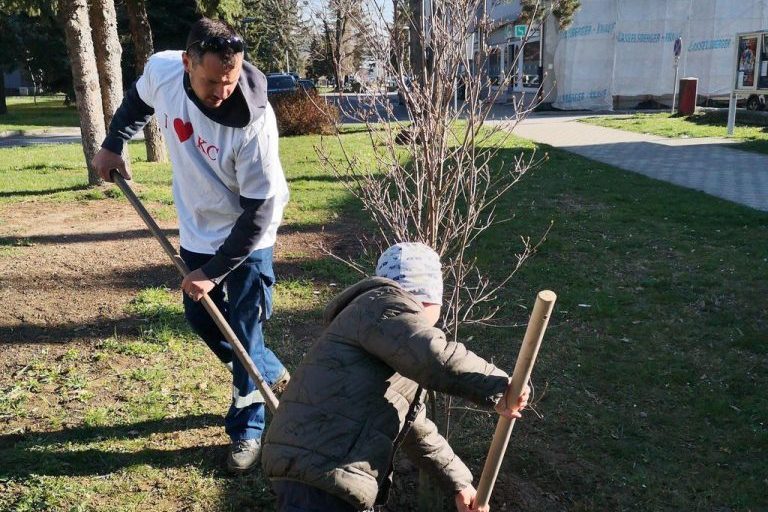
[111,171,280,414]
[475,290,557,507]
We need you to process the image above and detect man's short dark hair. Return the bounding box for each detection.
[185,17,243,67]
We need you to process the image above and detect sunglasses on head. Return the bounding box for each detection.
[186,35,245,54]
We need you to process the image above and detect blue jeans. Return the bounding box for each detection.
[272,481,363,512]
[180,246,285,441]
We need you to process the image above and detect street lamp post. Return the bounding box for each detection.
[671,37,682,114]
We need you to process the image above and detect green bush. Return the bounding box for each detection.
[271,89,339,136]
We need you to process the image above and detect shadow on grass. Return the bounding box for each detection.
[0,184,90,199]
[683,109,768,128]
[0,228,179,246]
[286,174,348,184]
[0,413,227,478]
[734,140,768,155]
[0,316,149,345]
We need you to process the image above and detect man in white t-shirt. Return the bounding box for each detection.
[92,18,289,473]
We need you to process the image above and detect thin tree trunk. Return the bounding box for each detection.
[126,0,167,162]
[58,0,106,186]
[0,73,7,115]
[323,19,341,91]
[409,0,424,76]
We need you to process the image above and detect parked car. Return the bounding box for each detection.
[703,93,766,110]
[267,74,298,96]
[746,94,766,111]
[298,79,316,92]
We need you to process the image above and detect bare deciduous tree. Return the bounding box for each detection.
[58,0,106,186]
[315,0,367,90]
[125,0,167,163]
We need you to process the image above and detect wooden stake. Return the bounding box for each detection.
[111,171,279,414]
[475,290,557,507]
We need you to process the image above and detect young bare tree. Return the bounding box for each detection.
[316,1,555,508]
[125,0,167,163]
[58,0,106,186]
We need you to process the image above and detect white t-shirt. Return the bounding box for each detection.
[135,51,288,255]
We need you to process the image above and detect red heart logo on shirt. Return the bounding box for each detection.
[173,118,194,142]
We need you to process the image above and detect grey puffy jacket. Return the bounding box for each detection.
[262,277,509,510]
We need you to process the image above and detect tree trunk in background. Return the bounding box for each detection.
[126,0,167,163]
[89,0,123,128]
[0,73,7,115]
[89,0,131,173]
[58,0,105,186]
[408,0,425,78]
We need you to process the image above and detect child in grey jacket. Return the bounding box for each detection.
[262,243,529,512]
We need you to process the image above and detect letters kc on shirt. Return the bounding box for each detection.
[170,115,219,162]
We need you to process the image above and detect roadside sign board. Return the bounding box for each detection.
[514,24,527,38]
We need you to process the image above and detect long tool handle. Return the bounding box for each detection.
[111,171,279,414]
[475,290,557,507]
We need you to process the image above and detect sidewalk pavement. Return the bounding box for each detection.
[0,127,144,148]
[3,110,766,212]
[510,114,768,212]
[0,127,82,147]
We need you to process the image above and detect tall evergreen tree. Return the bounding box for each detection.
[306,31,333,79]
[195,0,244,25]
[241,0,305,73]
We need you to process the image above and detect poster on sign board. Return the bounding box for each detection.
[759,34,768,89]
[737,36,757,88]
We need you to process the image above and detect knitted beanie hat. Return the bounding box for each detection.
[375,242,443,305]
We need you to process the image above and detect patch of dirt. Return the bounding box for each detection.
[0,201,177,346]
[0,199,560,511]
[0,200,356,348]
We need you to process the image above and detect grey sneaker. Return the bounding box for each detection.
[227,438,261,474]
[271,368,291,396]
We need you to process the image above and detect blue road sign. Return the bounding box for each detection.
[674,37,682,57]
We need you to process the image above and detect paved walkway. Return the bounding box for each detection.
[0,127,144,148]
[0,127,82,147]
[511,114,768,212]
[3,110,767,212]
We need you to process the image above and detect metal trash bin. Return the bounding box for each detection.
[678,77,698,115]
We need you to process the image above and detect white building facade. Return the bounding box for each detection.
[486,0,768,110]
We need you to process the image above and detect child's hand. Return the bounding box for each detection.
[455,485,489,512]
[494,382,530,419]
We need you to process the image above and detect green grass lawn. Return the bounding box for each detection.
[0,128,766,511]
[0,95,80,134]
[582,111,768,155]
